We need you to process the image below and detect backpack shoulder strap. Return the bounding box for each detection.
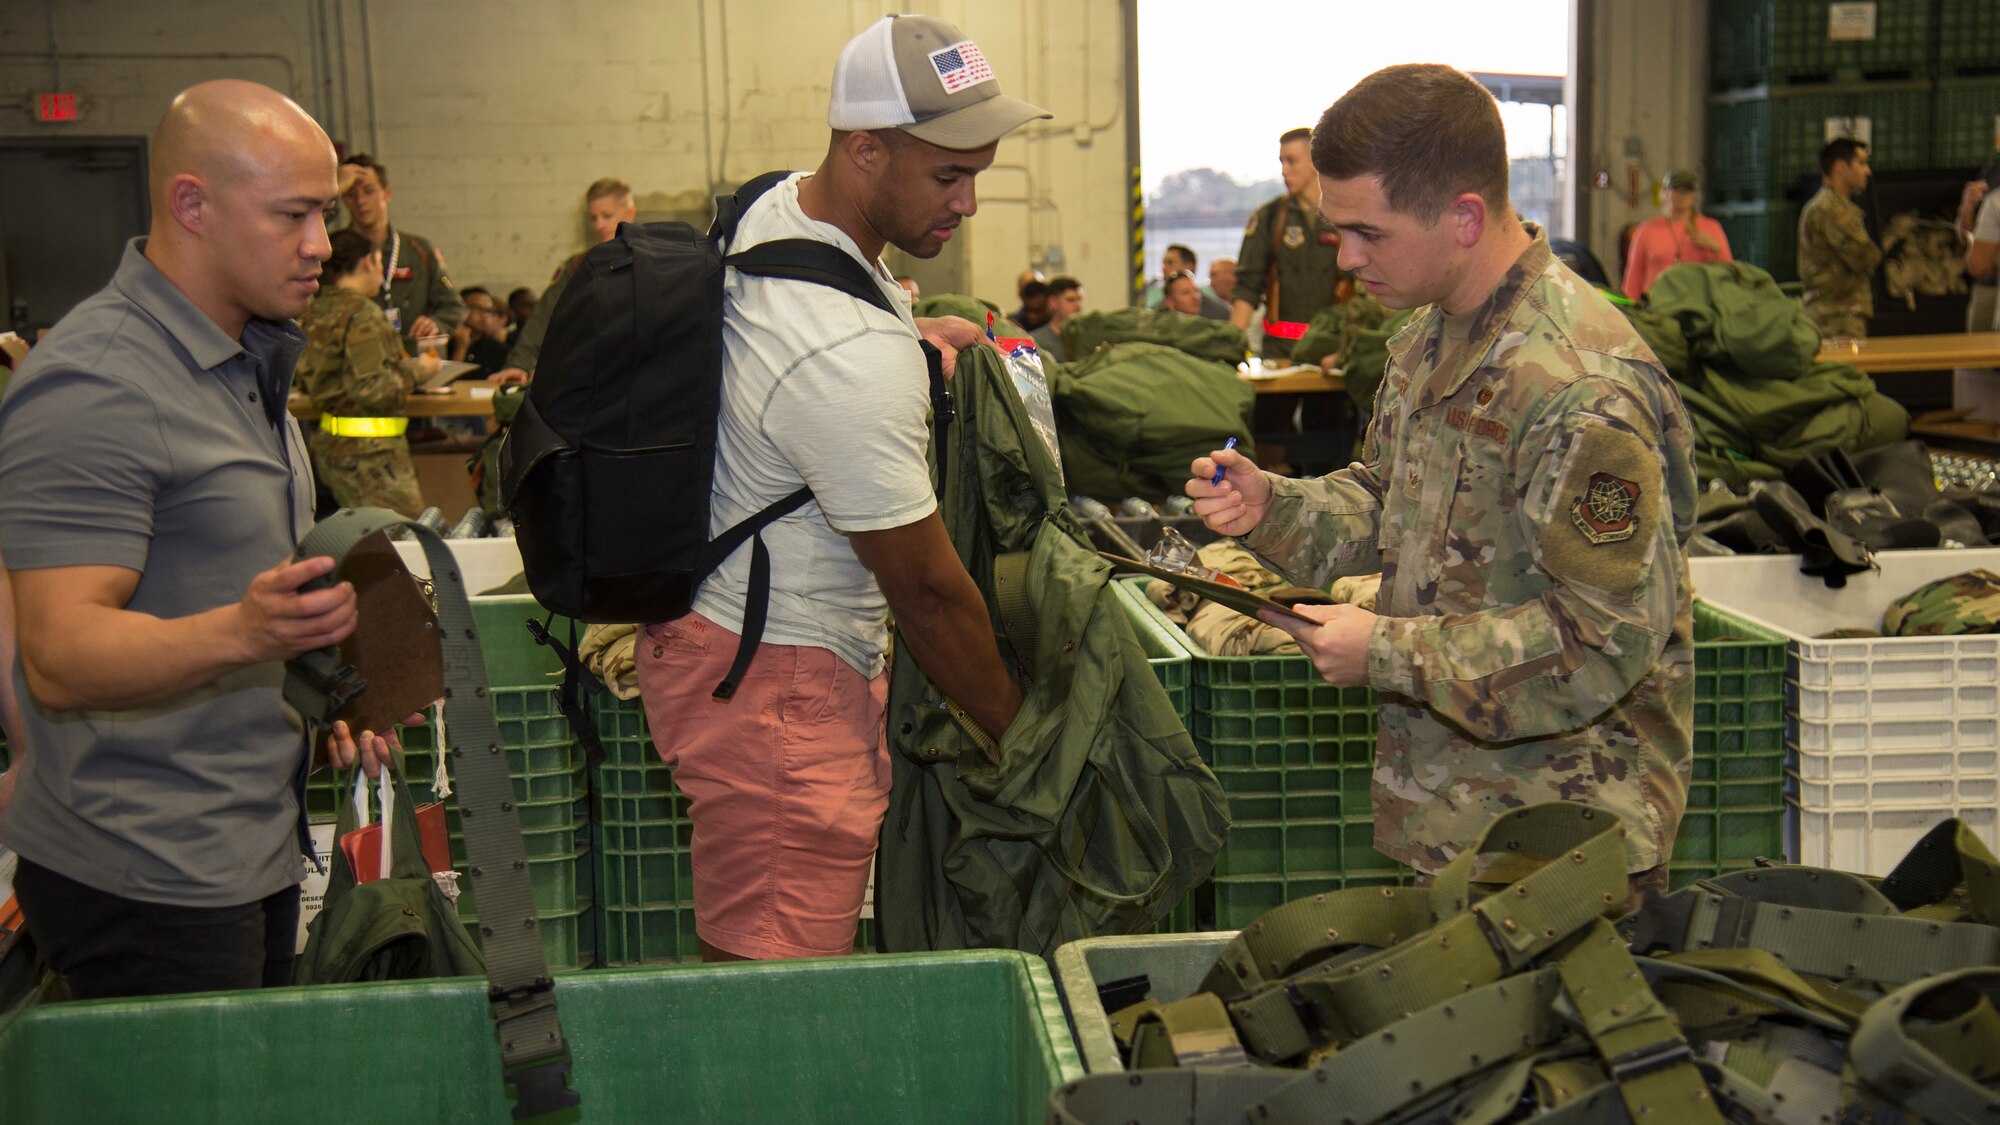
[709,170,796,245]
[727,238,900,318]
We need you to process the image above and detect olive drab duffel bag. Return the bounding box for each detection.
[1049,801,2000,1124]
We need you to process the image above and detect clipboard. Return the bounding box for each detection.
[412,359,479,390]
[1099,553,1327,624]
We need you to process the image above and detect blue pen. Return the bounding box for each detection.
[1211,436,1237,485]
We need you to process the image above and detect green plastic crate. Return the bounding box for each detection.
[1109,578,1193,728]
[590,695,883,961]
[1052,933,1235,1072]
[1711,200,1801,282]
[1116,578,1407,930]
[303,687,583,817]
[1673,602,1790,888]
[1935,77,2000,171]
[1712,1,1933,91]
[1938,0,2000,76]
[0,950,1081,1123]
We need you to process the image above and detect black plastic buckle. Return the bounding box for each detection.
[1624,893,1698,955]
[295,661,367,726]
[505,1055,581,1120]
[1096,973,1152,1015]
[1605,1038,1695,1083]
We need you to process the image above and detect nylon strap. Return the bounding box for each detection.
[289,507,577,1118]
[1199,885,1435,997]
[319,416,410,437]
[1849,967,2000,1124]
[1553,918,1722,1123]
[991,550,1039,678]
[1877,817,2000,923]
[1128,993,1250,1069]
[1228,805,1628,1062]
[1630,886,2000,986]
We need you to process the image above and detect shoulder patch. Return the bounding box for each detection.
[1540,422,1661,598]
[1244,213,1258,236]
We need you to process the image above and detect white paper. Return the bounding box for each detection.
[1828,2,1877,41]
[1825,115,1873,149]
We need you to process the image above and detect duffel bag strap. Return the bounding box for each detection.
[1554,918,1722,1123]
[288,507,578,1119]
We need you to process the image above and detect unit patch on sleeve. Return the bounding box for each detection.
[1540,421,1661,598]
[1570,472,1639,544]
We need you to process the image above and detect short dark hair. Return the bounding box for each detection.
[1019,280,1049,301]
[320,228,376,285]
[1280,127,1312,147]
[1046,276,1081,298]
[1819,137,1868,177]
[341,153,389,189]
[507,287,536,307]
[1310,64,1508,224]
[461,286,495,304]
[1164,244,1197,270]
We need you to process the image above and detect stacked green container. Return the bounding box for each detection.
[1704,2,2000,284]
[1116,577,1791,929]
[593,694,700,965]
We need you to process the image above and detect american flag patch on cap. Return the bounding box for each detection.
[928,40,993,94]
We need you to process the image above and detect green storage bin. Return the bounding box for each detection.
[1052,933,1235,1073]
[1935,76,2000,171]
[1711,200,1800,283]
[469,595,573,689]
[1108,579,1193,728]
[1938,0,2000,77]
[0,951,1081,1123]
[1712,0,1933,91]
[1673,602,1789,888]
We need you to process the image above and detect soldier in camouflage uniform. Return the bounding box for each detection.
[1191,65,1697,896]
[1798,138,1881,340]
[295,229,429,517]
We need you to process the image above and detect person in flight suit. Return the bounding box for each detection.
[336,153,466,354]
[1231,128,1348,359]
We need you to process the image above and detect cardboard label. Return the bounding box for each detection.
[296,821,338,954]
[1828,2,1877,41]
[1826,115,1873,149]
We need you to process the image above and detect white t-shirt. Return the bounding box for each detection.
[691,173,936,677]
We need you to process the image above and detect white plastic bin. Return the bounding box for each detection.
[1692,551,2000,873]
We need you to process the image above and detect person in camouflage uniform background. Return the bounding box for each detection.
[1798,138,1881,340]
[1190,64,1698,895]
[295,228,432,517]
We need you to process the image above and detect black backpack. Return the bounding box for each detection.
[500,171,935,703]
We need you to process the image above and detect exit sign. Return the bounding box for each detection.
[35,93,78,123]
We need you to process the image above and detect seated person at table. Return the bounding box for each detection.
[294,228,437,517]
[451,286,513,377]
[1029,276,1083,359]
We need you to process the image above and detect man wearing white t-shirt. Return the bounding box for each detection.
[634,14,1048,963]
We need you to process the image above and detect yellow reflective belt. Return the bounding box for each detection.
[319,416,409,437]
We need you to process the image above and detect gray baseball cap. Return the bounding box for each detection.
[828,14,1051,150]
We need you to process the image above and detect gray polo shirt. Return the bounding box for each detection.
[0,238,316,907]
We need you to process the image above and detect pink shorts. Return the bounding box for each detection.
[635,612,890,959]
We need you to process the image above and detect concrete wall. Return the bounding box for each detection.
[0,0,1132,310]
[1573,0,1709,287]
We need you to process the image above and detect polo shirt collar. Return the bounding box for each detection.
[113,237,305,373]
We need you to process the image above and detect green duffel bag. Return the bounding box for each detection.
[1053,341,1255,501]
[293,763,484,985]
[1060,307,1248,366]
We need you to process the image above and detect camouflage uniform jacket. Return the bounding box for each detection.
[503,249,585,374]
[1798,186,1881,322]
[294,287,413,418]
[1241,226,1698,873]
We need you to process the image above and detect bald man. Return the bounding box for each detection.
[0,79,393,999]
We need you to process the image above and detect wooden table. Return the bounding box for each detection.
[288,382,501,421]
[1815,332,2000,373]
[1243,367,1344,394]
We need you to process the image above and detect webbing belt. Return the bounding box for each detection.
[319,415,410,437]
[285,508,578,1118]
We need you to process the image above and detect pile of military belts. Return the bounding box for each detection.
[1049,801,2000,1124]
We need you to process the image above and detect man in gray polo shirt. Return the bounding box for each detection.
[0,80,390,999]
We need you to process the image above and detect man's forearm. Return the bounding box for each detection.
[22,601,258,713]
[1230,299,1255,331]
[887,574,1021,743]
